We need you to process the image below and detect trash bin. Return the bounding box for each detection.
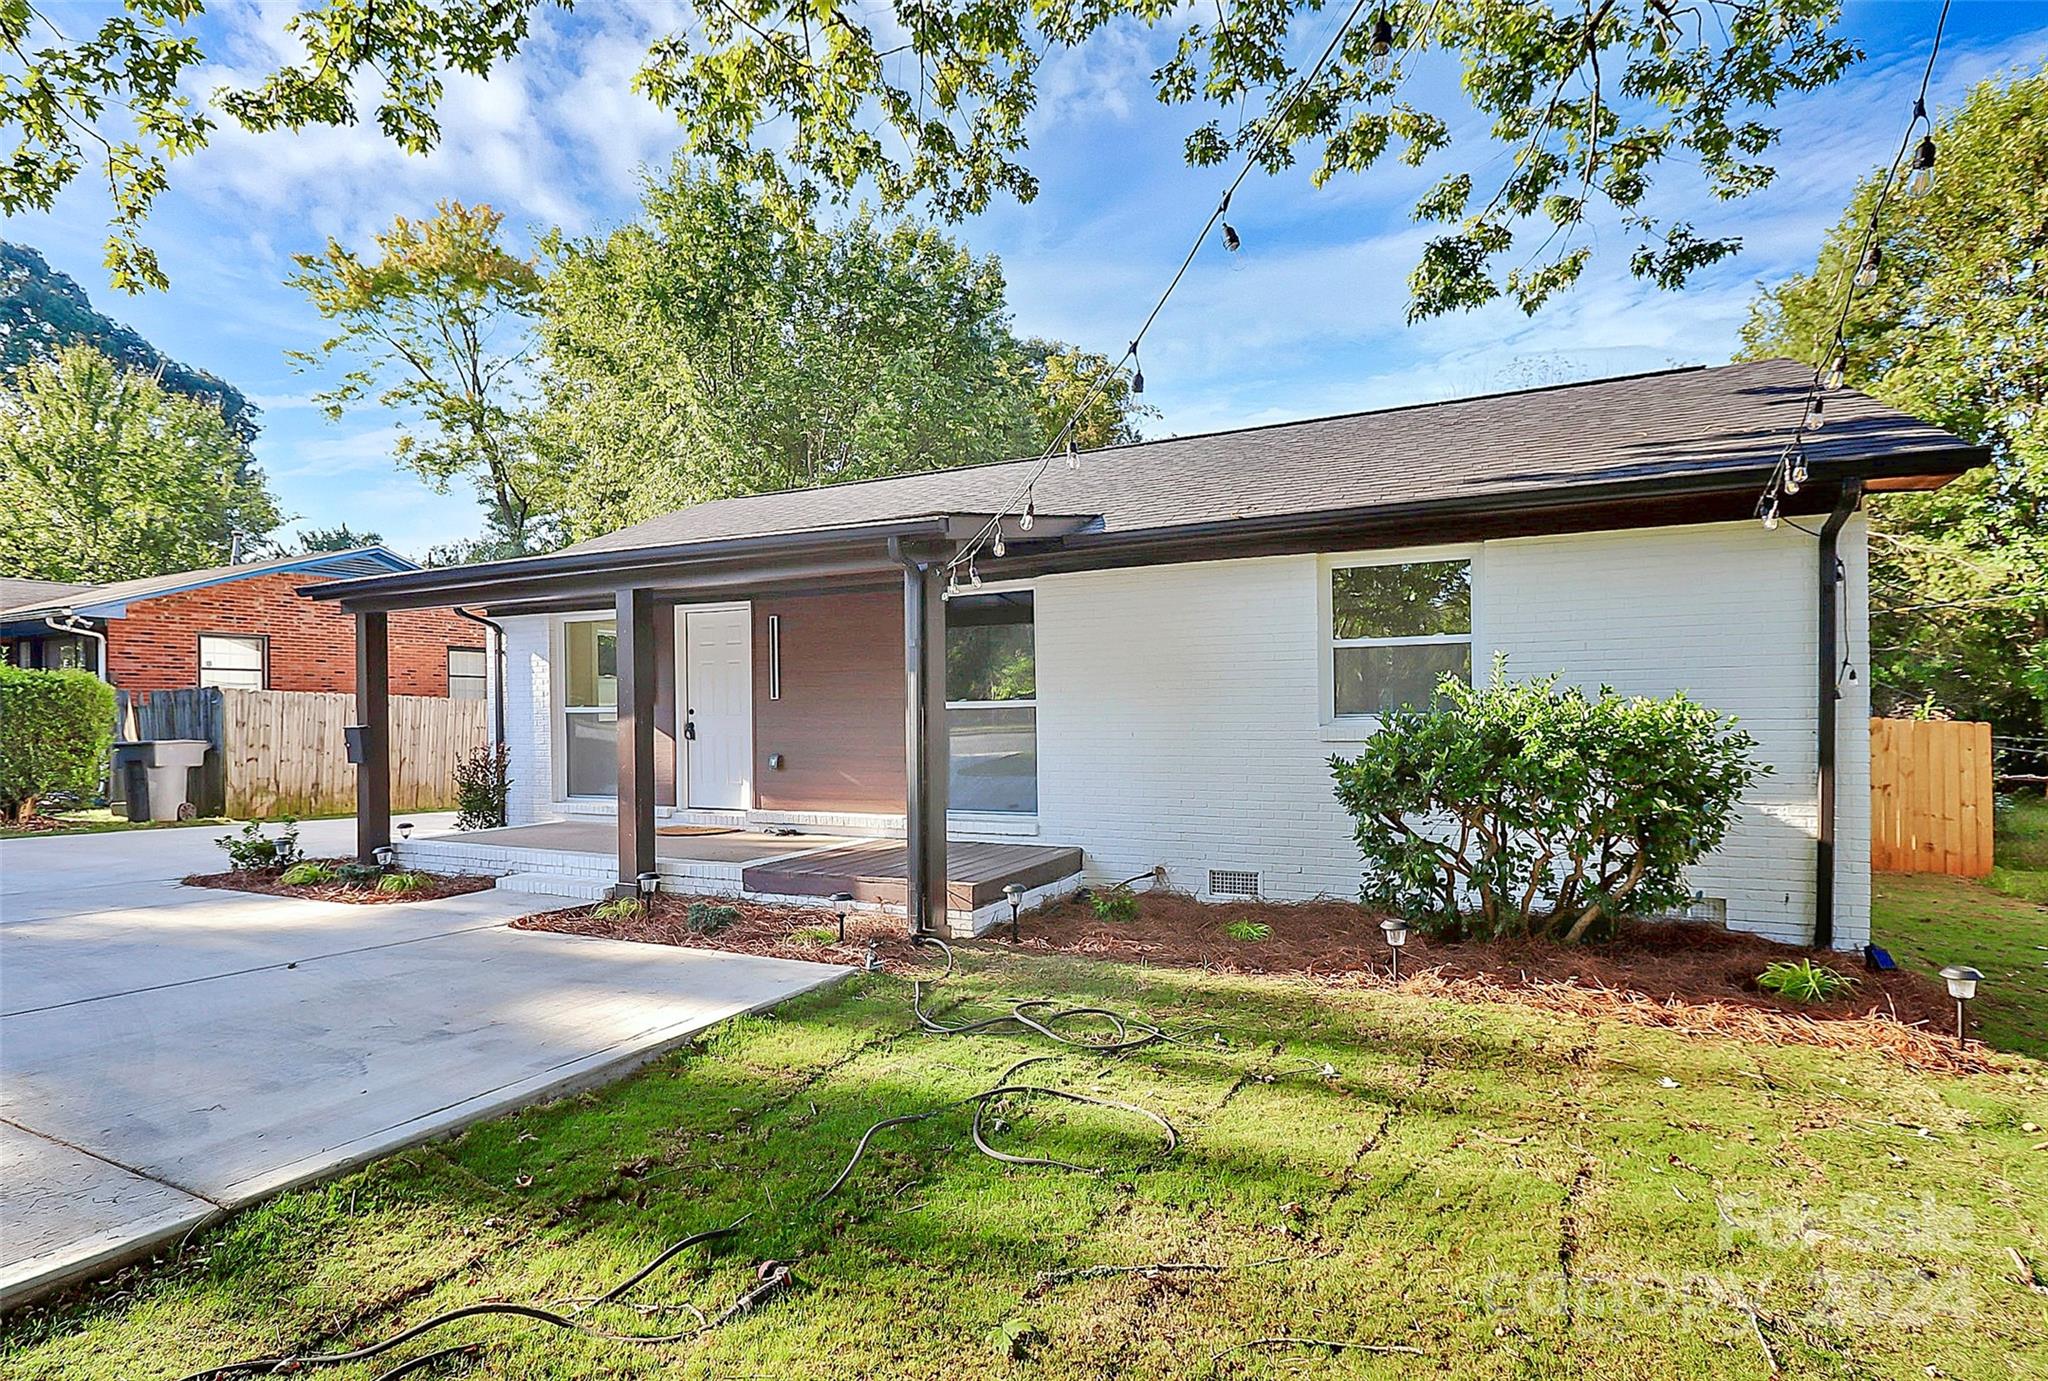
[111,739,210,822]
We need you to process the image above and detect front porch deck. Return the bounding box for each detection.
[396,822,1084,937]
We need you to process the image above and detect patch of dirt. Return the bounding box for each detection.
[513,893,926,970]
[1018,891,2005,1074]
[184,859,495,905]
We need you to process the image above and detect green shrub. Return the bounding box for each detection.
[374,871,429,895]
[217,816,303,871]
[791,925,838,945]
[279,861,337,887]
[686,901,742,934]
[454,743,512,831]
[1224,919,1271,942]
[1757,959,1860,1003]
[1330,664,1764,944]
[592,896,646,921]
[333,860,383,886]
[0,667,114,821]
[1089,886,1138,923]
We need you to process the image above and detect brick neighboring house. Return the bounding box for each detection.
[0,548,485,700]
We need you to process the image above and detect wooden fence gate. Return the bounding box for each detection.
[125,688,487,817]
[1869,717,1995,877]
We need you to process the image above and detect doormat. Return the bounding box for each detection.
[656,825,741,837]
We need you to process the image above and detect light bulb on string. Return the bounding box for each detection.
[1218,190,1241,253]
[1825,342,1848,392]
[1065,438,1080,470]
[992,531,1007,558]
[1804,394,1825,431]
[1761,497,1781,532]
[1853,243,1882,288]
[1129,343,1145,395]
[1904,136,1936,199]
[1368,15,1394,74]
[969,563,983,589]
[1790,451,1810,492]
[1020,497,1036,531]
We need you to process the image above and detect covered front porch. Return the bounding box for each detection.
[399,820,1084,936]
[309,513,1088,936]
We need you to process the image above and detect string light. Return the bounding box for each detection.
[992,531,1007,558]
[1758,0,1950,532]
[1219,190,1241,252]
[1020,497,1036,530]
[1368,14,1394,74]
[1905,135,1938,199]
[942,0,1388,578]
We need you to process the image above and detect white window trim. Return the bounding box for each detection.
[944,584,1038,819]
[553,611,617,801]
[1317,544,1485,740]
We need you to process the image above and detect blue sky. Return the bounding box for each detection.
[15,1,2046,558]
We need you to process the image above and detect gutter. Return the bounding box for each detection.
[1813,479,1863,951]
[452,606,508,747]
[44,614,107,681]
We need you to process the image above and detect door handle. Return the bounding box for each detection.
[684,708,697,741]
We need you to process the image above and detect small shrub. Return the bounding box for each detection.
[454,743,512,831]
[333,861,384,886]
[791,925,838,945]
[1224,919,1272,942]
[1089,886,1138,923]
[592,896,646,921]
[1757,959,1860,1003]
[279,861,337,887]
[0,667,115,821]
[217,816,303,871]
[1330,663,1763,944]
[687,901,742,934]
[374,871,429,895]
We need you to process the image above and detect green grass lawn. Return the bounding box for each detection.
[6,951,2044,1381]
[1875,792,2048,1058]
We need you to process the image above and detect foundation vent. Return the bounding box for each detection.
[1207,869,1261,900]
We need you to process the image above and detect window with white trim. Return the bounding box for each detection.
[1329,559,1472,717]
[447,646,488,701]
[198,633,266,690]
[561,617,617,797]
[946,591,1035,813]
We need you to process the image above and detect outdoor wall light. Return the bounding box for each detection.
[637,871,661,899]
[1004,883,1026,943]
[832,891,854,943]
[397,821,414,841]
[1380,917,1410,980]
[372,844,396,869]
[1939,965,1982,1045]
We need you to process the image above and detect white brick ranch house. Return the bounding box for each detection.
[309,360,1982,947]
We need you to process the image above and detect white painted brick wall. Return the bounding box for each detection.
[501,613,554,826]
[1034,517,1870,949]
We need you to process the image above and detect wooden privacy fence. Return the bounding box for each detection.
[125,688,487,817]
[1869,718,1994,877]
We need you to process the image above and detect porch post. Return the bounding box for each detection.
[354,611,391,864]
[901,552,950,935]
[614,586,657,898]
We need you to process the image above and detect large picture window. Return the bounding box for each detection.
[946,592,1036,814]
[1329,558,1472,717]
[562,617,617,797]
[198,633,266,690]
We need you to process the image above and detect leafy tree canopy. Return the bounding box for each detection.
[9,1,1859,317]
[0,242,257,441]
[534,165,1139,539]
[1739,65,2047,735]
[292,522,385,553]
[0,344,281,582]
[286,201,560,553]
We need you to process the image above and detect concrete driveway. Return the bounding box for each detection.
[0,818,846,1307]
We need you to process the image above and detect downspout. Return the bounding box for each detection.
[45,614,107,681]
[453,607,508,748]
[1814,479,1862,951]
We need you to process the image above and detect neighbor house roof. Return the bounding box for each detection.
[560,358,1979,555]
[304,359,1985,614]
[0,547,417,624]
[0,576,96,611]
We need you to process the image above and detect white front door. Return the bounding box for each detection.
[681,606,753,810]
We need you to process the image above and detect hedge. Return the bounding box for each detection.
[0,666,115,821]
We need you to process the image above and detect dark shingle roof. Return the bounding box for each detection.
[562,359,1972,556]
[0,548,416,620]
[0,576,95,611]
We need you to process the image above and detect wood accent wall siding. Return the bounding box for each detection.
[751,591,905,813]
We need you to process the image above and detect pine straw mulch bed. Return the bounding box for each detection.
[1021,891,2009,1075]
[512,894,930,971]
[512,888,2007,1075]
[183,860,496,905]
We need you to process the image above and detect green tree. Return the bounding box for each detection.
[0,345,280,582]
[10,1,1857,317]
[0,243,258,440]
[537,167,1079,538]
[286,201,558,553]
[1739,67,2047,735]
[1017,339,1153,451]
[292,523,384,554]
